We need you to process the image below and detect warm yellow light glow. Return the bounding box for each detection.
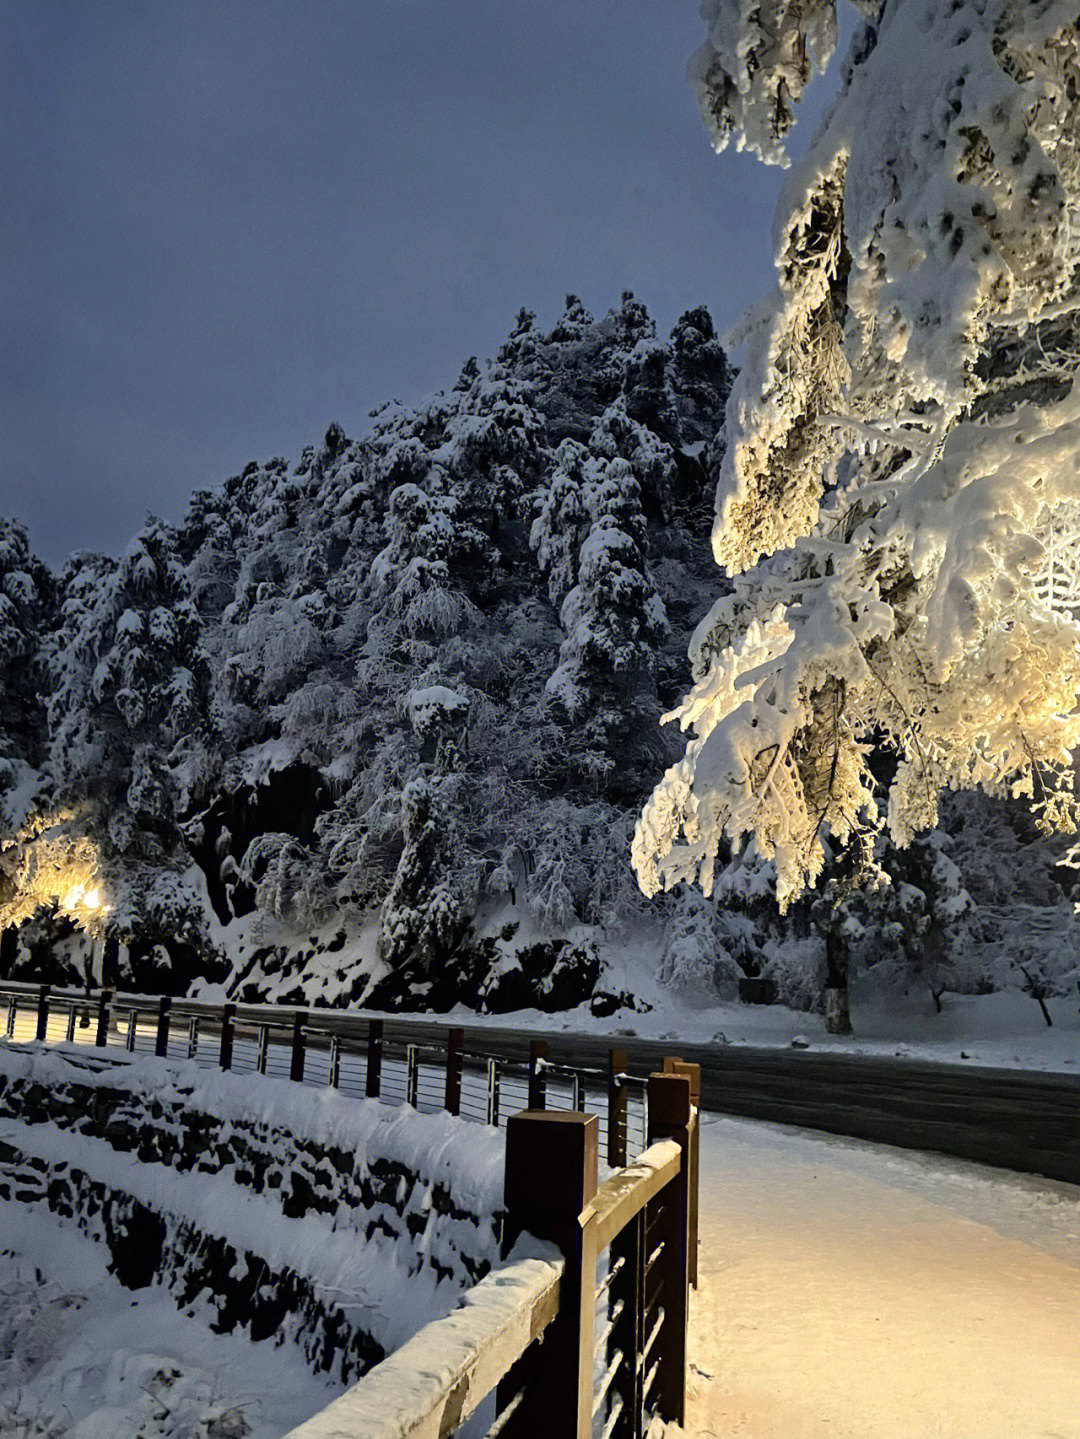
[58,883,110,925]
[0,811,109,933]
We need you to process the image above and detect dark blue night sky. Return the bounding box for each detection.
[2,1,841,566]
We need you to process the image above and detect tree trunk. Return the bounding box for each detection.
[824,928,852,1035]
[0,925,16,977]
[102,933,120,989]
[824,984,851,1034]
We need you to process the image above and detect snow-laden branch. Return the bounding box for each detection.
[636,0,1080,908]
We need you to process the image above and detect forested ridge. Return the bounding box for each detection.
[1,291,1077,1018]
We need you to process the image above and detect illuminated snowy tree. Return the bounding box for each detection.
[0,811,107,936]
[635,0,1080,1008]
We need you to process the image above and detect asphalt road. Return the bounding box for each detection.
[367,1014,1080,1186]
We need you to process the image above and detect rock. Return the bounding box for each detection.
[207,1407,252,1438]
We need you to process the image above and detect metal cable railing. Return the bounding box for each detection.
[2,978,701,1439]
[0,982,659,1165]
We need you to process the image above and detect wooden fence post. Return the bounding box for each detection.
[95,989,112,1048]
[155,995,171,1058]
[498,1110,598,1439]
[444,1026,464,1116]
[219,1002,235,1071]
[255,1023,269,1074]
[35,985,50,1042]
[663,1058,701,1288]
[527,1039,548,1110]
[608,1046,629,1168]
[646,1072,693,1427]
[366,1019,383,1098]
[609,1205,646,1439]
[290,1010,308,1083]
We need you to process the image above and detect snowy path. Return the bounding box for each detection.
[685,1114,1080,1439]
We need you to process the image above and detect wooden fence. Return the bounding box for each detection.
[0,981,664,1166]
[1,979,701,1438]
[282,1071,698,1439]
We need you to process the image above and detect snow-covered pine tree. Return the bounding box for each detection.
[180,434,375,934]
[512,293,653,444]
[840,829,975,1013]
[378,776,463,974]
[0,521,53,832]
[530,440,595,611]
[48,521,209,858]
[667,305,733,451]
[544,452,670,795]
[636,1,1080,952]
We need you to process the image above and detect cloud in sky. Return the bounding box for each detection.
[1,0,843,566]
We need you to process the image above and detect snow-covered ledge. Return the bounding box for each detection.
[281,1245,563,1439]
[0,1043,510,1382]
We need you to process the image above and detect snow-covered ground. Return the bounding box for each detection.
[2,1022,1078,1438]
[0,1203,342,1439]
[436,984,1080,1074]
[2,1098,1078,1438]
[682,1114,1080,1439]
[0,1045,509,1438]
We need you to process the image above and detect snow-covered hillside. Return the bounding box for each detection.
[1,295,733,1011]
[2,289,1079,1024]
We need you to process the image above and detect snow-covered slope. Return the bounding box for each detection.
[2,296,736,1011]
[0,1202,339,1439]
[2,281,1079,1025]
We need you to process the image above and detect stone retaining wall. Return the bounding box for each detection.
[0,1046,506,1382]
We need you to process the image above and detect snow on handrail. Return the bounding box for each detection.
[280,1245,563,1439]
[587,1138,682,1254]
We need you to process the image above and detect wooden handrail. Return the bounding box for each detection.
[586,1139,681,1254]
[0,982,665,1173]
[280,1250,563,1439]
[1,982,697,1438]
[496,1089,694,1439]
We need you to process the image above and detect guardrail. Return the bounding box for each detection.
[282,1071,698,1439]
[1,978,701,1438]
[5,976,1076,1185]
[0,982,655,1167]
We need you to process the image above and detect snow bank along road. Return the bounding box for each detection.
[686,1113,1080,1439]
